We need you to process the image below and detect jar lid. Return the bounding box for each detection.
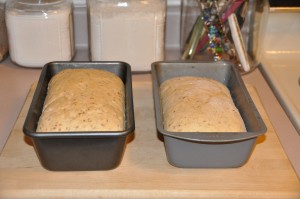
[6,0,72,14]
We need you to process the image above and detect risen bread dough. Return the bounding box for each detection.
[37,69,124,132]
[159,76,246,132]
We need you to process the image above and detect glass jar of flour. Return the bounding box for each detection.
[6,0,75,67]
[88,0,166,71]
[0,2,8,62]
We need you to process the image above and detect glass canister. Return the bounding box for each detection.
[0,2,8,62]
[88,0,166,71]
[180,0,269,74]
[240,0,269,69]
[6,0,75,67]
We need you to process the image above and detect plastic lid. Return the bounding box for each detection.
[6,0,71,14]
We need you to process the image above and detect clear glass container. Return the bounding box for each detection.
[0,2,8,62]
[240,0,269,70]
[6,0,75,67]
[88,0,166,71]
[180,0,269,74]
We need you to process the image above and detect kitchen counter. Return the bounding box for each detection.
[0,59,299,198]
[1,49,300,180]
[0,11,299,198]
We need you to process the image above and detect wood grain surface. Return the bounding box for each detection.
[0,80,299,199]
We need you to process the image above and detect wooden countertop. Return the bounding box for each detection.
[0,80,299,199]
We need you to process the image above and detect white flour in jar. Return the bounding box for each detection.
[6,6,74,67]
[89,0,166,71]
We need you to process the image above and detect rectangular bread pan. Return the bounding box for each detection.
[23,61,135,171]
[151,61,267,168]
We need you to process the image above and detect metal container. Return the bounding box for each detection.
[23,61,135,171]
[151,61,266,168]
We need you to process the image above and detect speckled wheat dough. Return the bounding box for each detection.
[36,69,124,132]
[160,76,246,132]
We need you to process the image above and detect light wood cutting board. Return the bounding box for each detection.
[0,81,299,199]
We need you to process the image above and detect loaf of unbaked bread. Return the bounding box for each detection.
[37,69,124,132]
[159,76,246,132]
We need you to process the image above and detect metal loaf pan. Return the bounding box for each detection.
[23,61,135,171]
[151,61,267,168]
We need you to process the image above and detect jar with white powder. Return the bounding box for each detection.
[6,0,75,67]
[88,0,166,71]
[0,2,8,62]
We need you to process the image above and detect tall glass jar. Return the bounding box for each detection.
[180,0,269,74]
[240,0,269,69]
[0,2,8,62]
[6,0,75,67]
[88,0,166,71]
